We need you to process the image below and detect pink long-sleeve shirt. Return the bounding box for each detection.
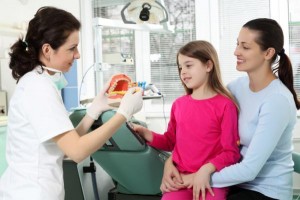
[148,94,240,173]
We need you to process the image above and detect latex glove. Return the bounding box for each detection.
[86,81,112,120]
[117,87,143,121]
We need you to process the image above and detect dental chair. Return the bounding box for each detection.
[293,152,300,174]
[69,109,169,200]
[293,152,300,200]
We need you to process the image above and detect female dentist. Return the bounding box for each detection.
[0,6,143,200]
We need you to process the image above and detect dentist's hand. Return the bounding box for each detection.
[87,81,112,120]
[117,87,143,121]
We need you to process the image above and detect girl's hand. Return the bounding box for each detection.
[192,163,215,200]
[177,173,194,189]
[160,156,184,193]
[131,123,153,142]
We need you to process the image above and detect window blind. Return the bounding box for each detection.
[101,27,136,83]
[288,0,300,99]
[218,0,270,85]
[92,1,136,84]
[149,0,196,105]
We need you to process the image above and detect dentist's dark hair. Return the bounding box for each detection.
[9,6,81,82]
[243,18,300,109]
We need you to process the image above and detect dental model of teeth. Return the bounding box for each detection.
[107,74,133,107]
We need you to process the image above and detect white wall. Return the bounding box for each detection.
[0,0,80,24]
[0,0,81,98]
[0,0,81,54]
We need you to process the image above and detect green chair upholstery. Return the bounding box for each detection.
[293,152,300,174]
[69,108,87,127]
[293,152,300,200]
[0,125,8,177]
[69,109,169,196]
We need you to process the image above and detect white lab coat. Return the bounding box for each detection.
[0,67,74,200]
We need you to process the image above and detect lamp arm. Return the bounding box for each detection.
[155,0,169,23]
[121,2,137,24]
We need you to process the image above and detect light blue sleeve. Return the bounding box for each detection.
[211,94,292,187]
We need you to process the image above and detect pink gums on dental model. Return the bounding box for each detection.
[107,74,133,107]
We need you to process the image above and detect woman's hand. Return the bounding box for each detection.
[177,173,194,189]
[160,156,184,193]
[192,163,215,200]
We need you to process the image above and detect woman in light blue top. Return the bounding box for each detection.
[161,18,300,200]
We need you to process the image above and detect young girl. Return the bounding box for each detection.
[132,40,241,200]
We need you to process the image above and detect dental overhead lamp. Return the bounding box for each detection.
[140,3,151,21]
[121,0,169,24]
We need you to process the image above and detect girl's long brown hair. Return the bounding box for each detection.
[177,40,238,107]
